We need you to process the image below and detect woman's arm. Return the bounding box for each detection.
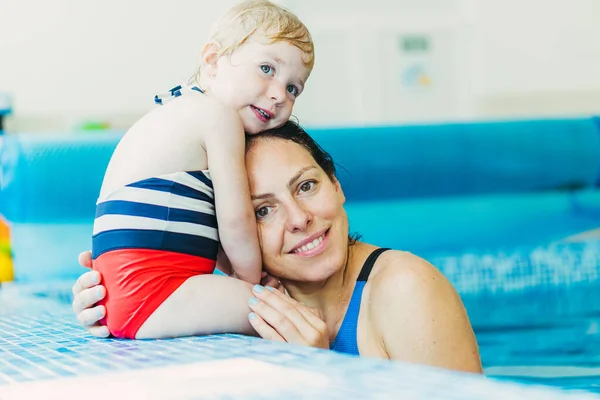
[71,251,110,337]
[367,251,483,373]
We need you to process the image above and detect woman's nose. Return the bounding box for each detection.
[285,201,312,232]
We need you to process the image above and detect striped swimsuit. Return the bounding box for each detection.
[91,84,217,339]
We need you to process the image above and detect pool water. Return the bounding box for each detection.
[2,240,600,398]
[23,281,600,394]
[12,244,599,395]
[466,284,600,393]
[6,285,598,400]
[425,240,600,394]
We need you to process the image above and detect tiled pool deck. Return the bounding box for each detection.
[1,281,598,399]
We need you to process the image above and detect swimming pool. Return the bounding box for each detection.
[2,117,600,398]
[1,240,599,398]
[444,241,600,393]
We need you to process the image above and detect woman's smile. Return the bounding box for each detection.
[288,228,330,257]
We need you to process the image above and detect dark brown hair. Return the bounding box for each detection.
[246,120,361,245]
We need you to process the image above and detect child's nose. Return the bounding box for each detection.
[268,81,287,104]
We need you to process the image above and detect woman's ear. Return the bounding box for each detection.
[200,43,220,78]
[333,178,346,204]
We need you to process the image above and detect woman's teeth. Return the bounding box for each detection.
[257,109,269,119]
[293,234,325,253]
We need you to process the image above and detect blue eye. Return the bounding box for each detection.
[261,65,274,75]
[287,85,300,97]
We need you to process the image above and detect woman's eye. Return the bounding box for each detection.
[299,181,315,193]
[260,65,274,75]
[255,206,271,219]
[287,85,299,96]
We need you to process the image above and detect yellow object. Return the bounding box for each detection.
[0,216,14,282]
[0,217,9,240]
[418,74,431,86]
[0,252,14,282]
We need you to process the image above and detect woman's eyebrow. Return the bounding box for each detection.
[250,166,317,201]
[287,166,316,188]
[251,192,273,201]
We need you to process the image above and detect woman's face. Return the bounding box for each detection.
[246,138,349,282]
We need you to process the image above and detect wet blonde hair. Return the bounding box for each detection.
[195,0,314,82]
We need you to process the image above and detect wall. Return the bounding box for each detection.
[471,0,600,118]
[282,0,475,126]
[0,0,240,131]
[0,0,599,132]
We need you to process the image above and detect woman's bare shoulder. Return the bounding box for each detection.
[367,249,441,290]
[365,249,458,318]
[361,248,482,371]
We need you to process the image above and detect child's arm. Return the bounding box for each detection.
[203,103,262,284]
[215,246,234,276]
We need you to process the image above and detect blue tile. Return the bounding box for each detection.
[1,243,600,399]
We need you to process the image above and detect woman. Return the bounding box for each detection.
[72,121,482,373]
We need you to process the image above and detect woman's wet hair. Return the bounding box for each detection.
[246,120,361,245]
[246,120,336,180]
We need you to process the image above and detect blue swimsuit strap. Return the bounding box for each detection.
[330,248,391,355]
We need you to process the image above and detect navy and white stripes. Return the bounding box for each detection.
[92,170,219,260]
[154,84,204,105]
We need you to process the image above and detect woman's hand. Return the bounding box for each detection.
[247,285,329,349]
[71,251,110,338]
[218,248,283,292]
[260,271,285,292]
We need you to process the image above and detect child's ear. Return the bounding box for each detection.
[200,43,220,77]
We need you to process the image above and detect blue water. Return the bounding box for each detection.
[3,290,592,400]
[9,244,600,395]
[466,284,600,393]
[23,281,599,394]
[429,241,600,393]
[3,216,600,397]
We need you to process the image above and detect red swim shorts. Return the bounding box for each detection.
[93,249,215,339]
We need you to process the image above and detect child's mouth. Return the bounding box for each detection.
[251,106,272,122]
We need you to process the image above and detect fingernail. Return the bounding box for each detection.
[92,273,100,284]
[100,327,110,337]
[248,297,259,306]
[253,284,264,293]
[96,308,104,319]
[265,286,275,292]
[248,312,257,321]
[96,287,103,297]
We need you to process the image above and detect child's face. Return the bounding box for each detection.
[208,38,312,134]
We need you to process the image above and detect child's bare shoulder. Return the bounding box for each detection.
[152,94,243,138]
[127,93,242,146]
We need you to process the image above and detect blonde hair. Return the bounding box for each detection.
[204,0,314,69]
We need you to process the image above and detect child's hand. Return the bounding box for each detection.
[260,271,285,293]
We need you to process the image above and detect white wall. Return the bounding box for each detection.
[283,0,475,126]
[0,0,240,131]
[1,0,599,132]
[471,0,600,118]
